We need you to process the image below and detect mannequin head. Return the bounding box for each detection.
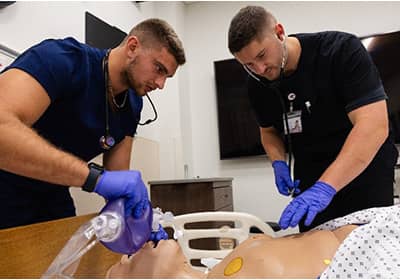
[106,240,205,279]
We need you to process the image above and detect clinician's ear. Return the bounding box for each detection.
[274,23,285,42]
[126,36,139,59]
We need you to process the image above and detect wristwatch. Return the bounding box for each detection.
[82,162,104,192]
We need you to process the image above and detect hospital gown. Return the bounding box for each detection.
[315,205,400,278]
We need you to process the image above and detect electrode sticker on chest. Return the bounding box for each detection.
[224,257,243,276]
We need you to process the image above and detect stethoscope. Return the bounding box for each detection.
[242,35,295,192]
[99,49,158,150]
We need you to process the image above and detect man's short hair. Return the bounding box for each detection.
[126,18,186,65]
[228,6,277,54]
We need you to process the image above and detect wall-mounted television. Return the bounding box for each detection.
[214,30,400,160]
[85,12,127,49]
[214,59,265,159]
[360,31,400,143]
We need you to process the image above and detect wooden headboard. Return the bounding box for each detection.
[0,214,121,278]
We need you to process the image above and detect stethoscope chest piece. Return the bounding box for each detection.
[99,134,115,150]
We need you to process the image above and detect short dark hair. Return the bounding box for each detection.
[228,6,277,54]
[126,18,186,65]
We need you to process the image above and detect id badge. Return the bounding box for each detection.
[283,110,302,135]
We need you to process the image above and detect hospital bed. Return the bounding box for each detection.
[161,205,400,278]
[160,211,276,271]
[0,210,275,278]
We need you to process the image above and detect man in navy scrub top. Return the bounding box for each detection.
[0,17,185,242]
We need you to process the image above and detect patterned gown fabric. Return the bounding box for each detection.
[316,205,400,278]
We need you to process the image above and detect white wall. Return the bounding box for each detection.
[138,1,188,179]
[0,2,144,52]
[182,1,400,224]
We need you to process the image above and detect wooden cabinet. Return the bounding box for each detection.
[149,177,233,214]
[149,178,234,265]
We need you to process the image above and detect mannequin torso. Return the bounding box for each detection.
[107,224,358,279]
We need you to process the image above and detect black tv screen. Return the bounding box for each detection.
[214,30,400,160]
[214,59,265,159]
[361,31,400,143]
[85,12,127,49]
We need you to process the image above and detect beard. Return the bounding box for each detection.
[122,57,145,96]
[262,66,281,81]
[263,42,286,81]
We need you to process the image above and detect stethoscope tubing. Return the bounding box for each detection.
[100,49,158,150]
[243,65,294,184]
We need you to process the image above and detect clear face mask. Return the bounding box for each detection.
[41,212,123,278]
[42,199,174,278]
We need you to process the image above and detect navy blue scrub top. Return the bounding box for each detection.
[0,38,143,228]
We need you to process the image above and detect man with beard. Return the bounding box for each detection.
[0,18,185,238]
[227,6,398,231]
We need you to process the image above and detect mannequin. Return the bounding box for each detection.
[106,224,358,278]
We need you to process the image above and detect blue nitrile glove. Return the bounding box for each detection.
[278,181,337,229]
[272,160,300,196]
[149,224,169,245]
[94,170,149,219]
